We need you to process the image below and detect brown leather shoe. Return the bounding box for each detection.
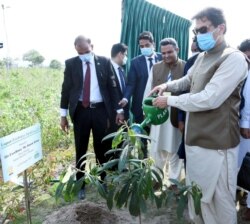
[243,208,250,221]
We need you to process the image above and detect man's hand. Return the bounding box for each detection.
[116,113,124,125]
[148,83,167,97]
[60,116,69,134]
[119,99,128,107]
[152,96,168,109]
[240,128,250,139]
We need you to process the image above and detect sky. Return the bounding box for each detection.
[0,0,249,65]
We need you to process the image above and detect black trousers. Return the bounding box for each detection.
[73,103,113,183]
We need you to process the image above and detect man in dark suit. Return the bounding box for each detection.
[110,43,129,121]
[119,31,162,157]
[60,35,124,199]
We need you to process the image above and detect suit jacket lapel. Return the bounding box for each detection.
[111,65,123,95]
[139,56,148,77]
[154,54,160,63]
[76,57,83,83]
[94,55,103,85]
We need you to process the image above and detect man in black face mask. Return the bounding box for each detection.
[149,7,248,224]
[60,35,124,200]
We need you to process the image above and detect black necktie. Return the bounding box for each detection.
[148,58,153,70]
[118,67,125,93]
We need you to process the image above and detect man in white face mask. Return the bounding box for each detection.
[60,35,124,200]
[149,7,249,224]
[110,43,129,121]
[119,31,162,158]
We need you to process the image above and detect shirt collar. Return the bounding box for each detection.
[111,60,120,70]
[145,52,156,60]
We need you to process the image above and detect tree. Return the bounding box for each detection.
[49,59,62,69]
[2,57,14,69]
[23,49,45,66]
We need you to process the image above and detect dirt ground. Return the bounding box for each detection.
[43,198,186,224]
[43,186,249,224]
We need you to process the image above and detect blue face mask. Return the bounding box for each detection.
[140,47,153,57]
[196,31,217,51]
[80,52,92,62]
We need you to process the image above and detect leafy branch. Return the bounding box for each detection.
[55,122,202,223]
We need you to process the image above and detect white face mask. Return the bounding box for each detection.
[196,28,218,51]
[79,52,93,62]
[140,47,154,56]
[122,56,128,65]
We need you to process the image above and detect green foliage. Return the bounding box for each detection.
[23,49,45,66]
[0,67,74,221]
[0,67,72,149]
[56,123,203,222]
[49,59,62,70]
[1,57,14,68]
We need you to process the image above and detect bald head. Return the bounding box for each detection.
[74,35,92,55]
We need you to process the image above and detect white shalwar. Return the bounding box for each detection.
[144,70,182,181]
[149,105,182,180]
[185,140,238,224]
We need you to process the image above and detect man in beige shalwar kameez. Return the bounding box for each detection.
[149,7,248,224]
[144,38,185,183]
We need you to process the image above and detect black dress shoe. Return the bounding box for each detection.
[240,192,248,206]
[78,189,85,200]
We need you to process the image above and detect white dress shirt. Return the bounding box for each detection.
[60,55,103,117]
[145,54,156,74]
[111,60,124,91]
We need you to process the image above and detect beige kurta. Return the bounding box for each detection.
[144,69,182,179]
[150,107,182,153]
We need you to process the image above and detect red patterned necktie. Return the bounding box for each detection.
[82,62,91,108]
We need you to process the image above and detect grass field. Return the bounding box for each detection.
[0,67,76,223]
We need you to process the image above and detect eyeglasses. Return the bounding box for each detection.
[192,26,209,35]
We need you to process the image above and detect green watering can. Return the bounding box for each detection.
[131,96,169,134]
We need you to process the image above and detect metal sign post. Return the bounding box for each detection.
[0,124,42,224]
[23,170,32,224]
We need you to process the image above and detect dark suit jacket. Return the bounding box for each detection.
[111,65,129,120]
[124,53,162,123]
[60,55,121,122]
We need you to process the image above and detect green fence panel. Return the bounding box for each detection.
[120,0,191,61]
